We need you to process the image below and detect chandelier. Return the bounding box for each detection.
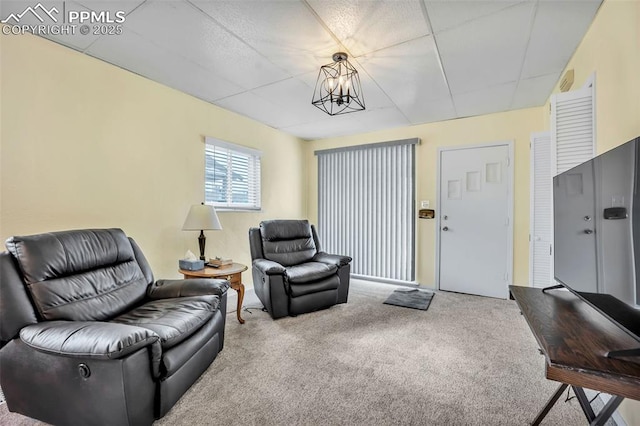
[312,52,365,116]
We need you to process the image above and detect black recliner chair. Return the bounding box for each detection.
[249,220,352,319]
[0,228,229,425]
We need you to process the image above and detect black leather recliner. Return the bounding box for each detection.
[249,220,352,319]
[0,228,229,425]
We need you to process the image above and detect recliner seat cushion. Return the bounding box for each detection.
[112,296,218,349]
[161,311,223,377]
[260,220,317,266]
[285,262,337,284]
[5,229,148,321]
[289,275,340,298]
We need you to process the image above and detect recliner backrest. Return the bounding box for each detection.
[260,220,317,266]
[5,228,149,321]
[0,252,38,345]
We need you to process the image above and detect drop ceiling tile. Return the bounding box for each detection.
[437,1,535,95]
[282,107,407,141]
[215,91,309,129]
[190,0,337,77]
[359,36,450,113]
[520,0,601,79]
[75,0,145,15]
[511,73,559,110]
[121,0,288,89]
[403,96,457,125]
[251,78,333,126]
[87,29,244,101]
[453,82,517,118]
[425,0,526,34]
[344,65,397,111]
[307,0,429,56]
[296,69,325,92]
[353,107,412,133]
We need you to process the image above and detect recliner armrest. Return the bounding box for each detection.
[253,259,286,275]
[147,279,229,299]
[312,252,352,267]
[20,321,162,377]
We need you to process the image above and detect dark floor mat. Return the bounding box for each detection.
[383,288,434,311]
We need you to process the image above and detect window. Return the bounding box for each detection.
[205,137,262,211]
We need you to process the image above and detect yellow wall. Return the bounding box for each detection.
[0,32,306,281]
[304,107,543,288]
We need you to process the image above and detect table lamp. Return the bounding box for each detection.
[182,203,222,260]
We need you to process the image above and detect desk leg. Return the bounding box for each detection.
[591,395,623,426]
[572,386,596,421]
[531,383,568,426]
[234,282,245,324]
[573,387,623,426]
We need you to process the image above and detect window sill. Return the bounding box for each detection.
[215,208,263,213]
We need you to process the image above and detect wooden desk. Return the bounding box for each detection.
[180,263,248,324]
[510,286,640,425]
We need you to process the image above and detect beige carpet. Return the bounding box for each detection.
[1,280,588,425]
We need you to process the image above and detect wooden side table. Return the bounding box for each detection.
[179,263,248,324]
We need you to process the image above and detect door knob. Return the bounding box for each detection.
[584,229,594,234]
[442,226,449,231]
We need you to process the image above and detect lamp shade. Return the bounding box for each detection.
[182,204,222,231]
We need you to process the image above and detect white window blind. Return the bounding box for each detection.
[204,137,262,211]
[316,139,418,284]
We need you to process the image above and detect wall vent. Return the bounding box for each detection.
[559,69,574,92]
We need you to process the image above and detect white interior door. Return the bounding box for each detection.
[438,143,513,299]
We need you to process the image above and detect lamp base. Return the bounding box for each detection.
[198,230,206,261]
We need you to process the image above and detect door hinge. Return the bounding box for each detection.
[505,217,510,226]
[504,272,509,282]
[506,156,511,167]
[550,245,553,256]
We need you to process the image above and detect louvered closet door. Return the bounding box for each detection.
[529,83,595,288]
[551,86,595,175]
[530,132,553,288]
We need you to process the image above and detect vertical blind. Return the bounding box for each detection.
[205,137,262,210]
[316,139,418,283]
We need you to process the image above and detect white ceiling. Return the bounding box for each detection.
[1,0,602,140]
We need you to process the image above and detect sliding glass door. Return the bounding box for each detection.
[315,138,417,284]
